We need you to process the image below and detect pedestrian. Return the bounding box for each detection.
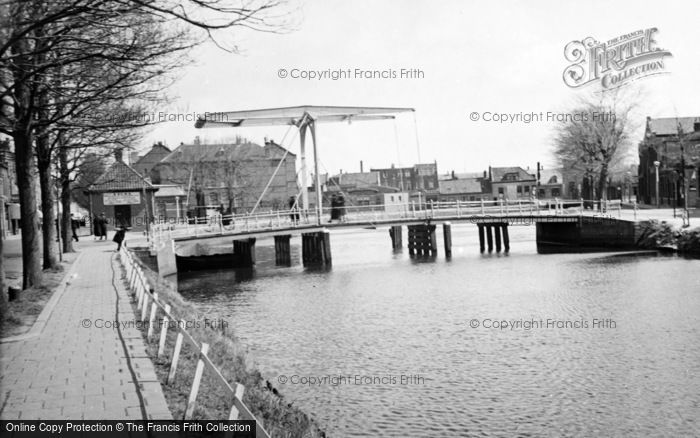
[329,194,338,223]
[97,212,108,240]
[288,196,299,225]
[71,214,79,242]
[337,194,346,223]
[112,226,126,251]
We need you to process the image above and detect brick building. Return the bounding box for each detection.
[150,138,297,216]
[638,116,700,207]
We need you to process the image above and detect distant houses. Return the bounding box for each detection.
[638,116,700,207]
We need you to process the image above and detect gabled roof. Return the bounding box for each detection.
[439,178,483,194]
[159,141,294,164]
[135,143,171,164]
[647,117,700,136]
[87,161,156,192]
[491,166,536,182]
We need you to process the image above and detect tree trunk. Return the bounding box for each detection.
[0,220,7,322]
[13,131,42,289]
[59,141,74,252]
[37,134,59,270]
[598,162,609,203]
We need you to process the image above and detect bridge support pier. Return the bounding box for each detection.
[233,238,256,266]
[389,226,402,250]
[502,224,510,252]
[485,225,493,252]
[302,231,332,267]
[274,235,292,266]
[408,224,437,256]
[443,222,452,257]
[478,224,485,252]
[494,224,502,253]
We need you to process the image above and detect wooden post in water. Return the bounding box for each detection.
[301,230,332,266]
[502,223,510,252]
[478,224,485,253]
[274,235,292,266]
[485,225,493,252]
[233,238,256,266]
[429,225,437,256]
[389,225,402,250]
[494,223,502,253]
[443,222,452,257]
[407,226,415,255]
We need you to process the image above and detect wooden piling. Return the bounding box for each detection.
[302,231,332,266]
[389,226,403,250]
[274,235,292,265]
[494,223,502,252]
[502,223,510,252]
[407,224,437,256]
[478,224,485,252]
[485,225,493,252]
[233,238,256,266]
[443,222,452,257]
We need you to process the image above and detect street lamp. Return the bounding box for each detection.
[653,161,660,208]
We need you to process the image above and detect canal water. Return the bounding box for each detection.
[176,224,700,437]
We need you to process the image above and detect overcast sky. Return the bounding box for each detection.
[142,0,699,176]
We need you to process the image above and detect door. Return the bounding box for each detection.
[114,205,132,227]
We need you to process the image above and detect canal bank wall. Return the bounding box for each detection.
[537,217,700,255]
[129,250,326,438]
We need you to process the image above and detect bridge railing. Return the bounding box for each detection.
[150,198,623,243]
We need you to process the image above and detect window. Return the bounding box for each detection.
[498,187,504,194]
[504,173,518,181]
[390,195,394,202]
[548,175,558,184]
[398,195,402,201]
[209,192,219,206]
[552,188,561,197]
[538,189,545,197]
[517,185,522,194]
[524,185,530,193]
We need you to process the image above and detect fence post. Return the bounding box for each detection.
[167,332,184,384]
[158,304,171,357]
[141,293,150,321]
[147,292,159,339]
[228,383,246,420]
[185,343,210,420]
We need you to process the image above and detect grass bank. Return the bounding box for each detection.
[126,251,326,438]
[1,252,77,338]
[636,220,700,255]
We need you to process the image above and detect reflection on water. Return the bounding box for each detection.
[177,225,700,437]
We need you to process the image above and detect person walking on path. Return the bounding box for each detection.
[112,227,126,251]
[95,212,108,240]
[71,214,80,242]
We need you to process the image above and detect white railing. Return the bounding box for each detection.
[150,198,624,243]
[119,247,271,437]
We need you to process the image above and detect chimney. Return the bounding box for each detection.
[451,170,455,179]
[488,166,492,180]
[114,148,123,162]
[360,160,364,173]
[483,170,487,179]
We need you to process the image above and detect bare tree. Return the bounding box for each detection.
[553,91,638,202]
[0,0,293,287]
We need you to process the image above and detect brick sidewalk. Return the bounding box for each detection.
[0,241,172,420]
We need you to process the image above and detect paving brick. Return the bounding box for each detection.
[0,243,171,421]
